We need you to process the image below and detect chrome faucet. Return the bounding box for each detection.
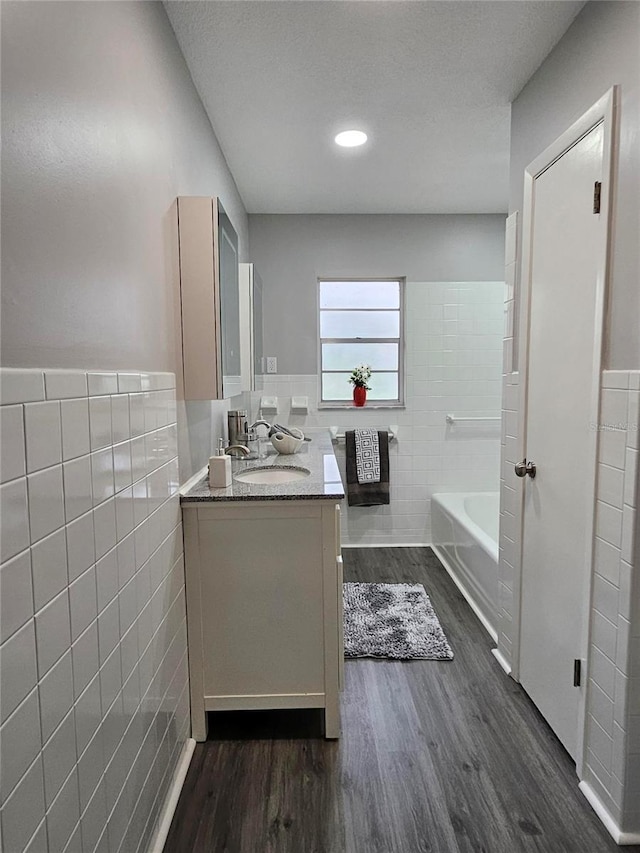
[224,444,251,457]
[249,419,271,433]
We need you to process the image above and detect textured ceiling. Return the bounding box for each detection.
[165,1,585,214]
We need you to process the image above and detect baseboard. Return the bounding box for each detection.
[491,647,512,676]
[147,737,196,853]
[579,781,640,845]
[431,545,498,643]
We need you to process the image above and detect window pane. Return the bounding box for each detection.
[322,371,399,401]
[319,280,399,310]
[367,373,399,400]
[320,310,400,339]
[322,343,398,371]
[322,373,353,401]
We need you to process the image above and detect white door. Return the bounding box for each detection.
[519,121,605,760]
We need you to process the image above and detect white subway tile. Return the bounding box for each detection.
[71,622,99,699]
[624,449,638,507]
[598,464,625,510]
[589,716,613,772]
[110,395,130,444]
[601,389,629,429]
[99,647,122,714]
[0,550,33,644]
[0,754,46,853]
[63,455,93,522]
[46,766,80,853]
[621,504,636,564]
[31,527,68,611]
[591,645,616,699]
[93,499,116,561]
[128,393,145,438]
[80,776,107,852]
[0,618,38,722]
[595,500,623,548]
[116,534,136,591]
[66,511,95,583]
[74,674,101,757]
[61,398,91,461]
[593,537,621,587]
[114,486,135,542]
[602,371,630,390]
[0,688,42,803]
[0,478,30,562]
[90,448,114,507]
[592,610,617,662]
[97,599,119,667]
[113,441,132,494]
[89,396,112,451]
[0,368,45,405]
[593,574,620,625]
[599,428,627,470]
[590,679,615,737]
[44,370,87,400]
[117,372,141,393]
[87,373,118,396]
[77,728,105,812]
[38,649,73,742]
[28,465,65,544]
[95,548,118,612]
[70,565,98,651]
[35,590,71,678]
[42,709,76,807]
[0,404,26,484]
[24,401,62,473]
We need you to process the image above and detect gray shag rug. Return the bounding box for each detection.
[343,582,454,660]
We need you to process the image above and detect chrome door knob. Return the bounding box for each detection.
[515,459,536,479]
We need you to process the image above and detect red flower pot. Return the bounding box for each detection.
[353,386,367,407]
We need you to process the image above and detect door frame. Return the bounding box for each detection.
[512,87,617,776]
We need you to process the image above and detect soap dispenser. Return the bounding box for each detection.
[209,438,232,488]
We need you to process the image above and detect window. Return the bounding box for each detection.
[318,278,405,406]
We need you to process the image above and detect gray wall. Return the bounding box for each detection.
[510,1,640,369]
[249,214,506,374]
[1,0,248,372]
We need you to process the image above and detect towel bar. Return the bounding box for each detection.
[446,414,500,424]
[330,425,397,442]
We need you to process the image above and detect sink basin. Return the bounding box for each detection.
[234,466,311,485]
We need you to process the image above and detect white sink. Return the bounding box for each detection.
[234,466,311,485]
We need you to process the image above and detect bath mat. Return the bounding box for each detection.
[343,582,454,660]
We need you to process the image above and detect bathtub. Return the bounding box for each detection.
[431,492,499,641]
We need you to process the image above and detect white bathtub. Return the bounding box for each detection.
[431,492,499,641]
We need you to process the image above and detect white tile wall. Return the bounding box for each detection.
[255,281,504,547]
[0,368,189,853]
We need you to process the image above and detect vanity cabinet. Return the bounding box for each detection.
[174,196,240,401]
[182,500,343,739]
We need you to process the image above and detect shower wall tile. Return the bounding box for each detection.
[0,368,188,853]
[256,280,504,547]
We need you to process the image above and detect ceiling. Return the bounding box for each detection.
[165,1,585,215]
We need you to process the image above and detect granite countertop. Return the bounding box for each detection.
[180,428,345,503]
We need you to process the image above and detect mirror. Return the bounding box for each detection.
[217,200,241,400]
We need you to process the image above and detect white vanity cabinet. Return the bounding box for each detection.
[182,499,343,739]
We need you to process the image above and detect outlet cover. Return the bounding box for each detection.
[266,357,277,374]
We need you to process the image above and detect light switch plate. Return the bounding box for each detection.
[266,357,277,374]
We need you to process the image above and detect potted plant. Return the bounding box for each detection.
[349,364,372,407]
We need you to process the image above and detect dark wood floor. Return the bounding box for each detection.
[166,547,636,853]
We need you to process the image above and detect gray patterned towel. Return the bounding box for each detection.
[354,428,380,483]
[345,430,390,507]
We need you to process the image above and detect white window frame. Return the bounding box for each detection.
[317,277,406,409]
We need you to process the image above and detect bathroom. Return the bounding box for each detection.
[1,2,639,852]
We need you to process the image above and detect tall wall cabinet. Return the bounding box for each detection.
[175,196,240,400]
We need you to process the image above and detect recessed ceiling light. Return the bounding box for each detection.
[334,130,368,148]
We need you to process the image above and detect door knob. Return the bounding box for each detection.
[515,459,536,479]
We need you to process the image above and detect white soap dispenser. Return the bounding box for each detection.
[209,438,232,488]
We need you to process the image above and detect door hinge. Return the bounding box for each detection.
[593,181,602,214]
[573,659,582,687]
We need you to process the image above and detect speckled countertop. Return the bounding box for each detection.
[180,429,345,503]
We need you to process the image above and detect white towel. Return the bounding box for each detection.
[354,428,380,484]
